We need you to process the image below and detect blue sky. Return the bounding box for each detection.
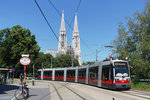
[0,0,146,62]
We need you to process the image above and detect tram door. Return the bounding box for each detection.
[78,68,86,83]
[101,65,114,88]
[66,70,75,82]
[37,71,41,79]
[55,70,64,81]
[88,66,98,86]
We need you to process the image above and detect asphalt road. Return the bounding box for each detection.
[0,80,150,100]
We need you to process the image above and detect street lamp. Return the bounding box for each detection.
[50,57,52,69]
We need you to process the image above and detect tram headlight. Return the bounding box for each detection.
[126,78,130,81]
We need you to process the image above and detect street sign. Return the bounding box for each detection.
[19,57,31,66]
[19,55,31,89]
[9,68,13,72]
[12,68,16,72]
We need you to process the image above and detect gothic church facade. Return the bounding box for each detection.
[46,11,81,65]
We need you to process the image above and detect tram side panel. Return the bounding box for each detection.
[66,69,75,82]
[88,66,98,86]
[101,64,114,89]
[55,70,64,81]
[98,62,102,87]
[75,66,78,83]
[78,68,86,84]
[52,69,55,81]
[43,71,52,80]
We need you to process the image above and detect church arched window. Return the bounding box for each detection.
[61,34,65,47]
[75,36,78,47]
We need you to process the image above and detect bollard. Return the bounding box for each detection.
[32,79,35,86]
[26,87,29,97]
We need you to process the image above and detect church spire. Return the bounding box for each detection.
[60,10,65,31]
[72,13,81,65]
[58,10,67,54]
[73,13,79,33]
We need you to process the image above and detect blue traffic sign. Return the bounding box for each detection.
[12,68,15,72]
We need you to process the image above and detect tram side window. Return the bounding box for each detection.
[102,67,109,81]
[44,71,52,76]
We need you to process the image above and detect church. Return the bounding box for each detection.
[45,10,81,65]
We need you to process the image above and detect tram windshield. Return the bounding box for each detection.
[114,62,129,77]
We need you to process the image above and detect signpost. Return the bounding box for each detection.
[19,55,31,88]
[9,68,12,84]
[12,68,15,84]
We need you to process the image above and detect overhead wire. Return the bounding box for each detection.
[47,0,94,53]
[34,0,60,43]
[47,0,73,32]
[35,0,94,62]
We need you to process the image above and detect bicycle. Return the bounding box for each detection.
[14,74,29,100]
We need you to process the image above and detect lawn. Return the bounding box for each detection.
[131,81,150,90]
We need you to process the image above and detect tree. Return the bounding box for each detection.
[53,54,79,68]
[0,25,40,75]
[113,3,150,78]
[82,61,95,65]
[33,52,53,71]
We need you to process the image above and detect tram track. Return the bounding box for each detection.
[49,82,63,100]
[120,90,150,100]
[49,81,86,100]
[57,82,86,100]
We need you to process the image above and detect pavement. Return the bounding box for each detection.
[0,80,51,100]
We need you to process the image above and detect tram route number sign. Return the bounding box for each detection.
[19,56,31,66]
[114,62,126,66]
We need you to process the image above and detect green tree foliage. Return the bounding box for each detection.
[0,25,40,71]
[33,52,53,70]
[82,61,95,65]
[113,3,150,78]
[34,53,79,70]
[53,54,79,68]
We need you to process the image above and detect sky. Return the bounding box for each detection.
[0,0,147,63]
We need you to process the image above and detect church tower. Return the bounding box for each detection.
[58,10,67,54]
[72,13,81,65]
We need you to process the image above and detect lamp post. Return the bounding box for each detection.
[50,57,52,69]
[32,64,35,86]
[71,46,74,67]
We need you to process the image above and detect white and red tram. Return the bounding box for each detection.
[38,59,131,90]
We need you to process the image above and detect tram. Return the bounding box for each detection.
[38,59,131,90]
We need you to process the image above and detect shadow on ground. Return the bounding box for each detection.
[0,84,19,94]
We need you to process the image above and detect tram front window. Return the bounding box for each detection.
[114,62,129,77]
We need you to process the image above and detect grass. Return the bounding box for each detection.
[131,81,150,90]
